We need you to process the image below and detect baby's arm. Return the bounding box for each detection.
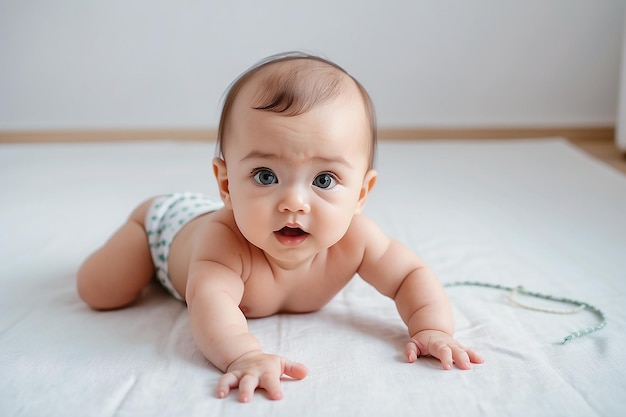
[392,255,483,369]
[354,216,483,369]
[185,260,307,402]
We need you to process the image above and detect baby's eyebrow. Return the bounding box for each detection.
[240,151,353,168]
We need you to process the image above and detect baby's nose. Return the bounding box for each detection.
[278,185,311,214]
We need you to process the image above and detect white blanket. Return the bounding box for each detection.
[0,138,624,416]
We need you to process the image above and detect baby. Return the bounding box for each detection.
[77,52,483,403]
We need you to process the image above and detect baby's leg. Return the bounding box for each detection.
[77,198,155,310]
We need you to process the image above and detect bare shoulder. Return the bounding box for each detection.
[187,208,252,278]
[342,214,391,252]
[351,214,428,297]
[323,214,390,270]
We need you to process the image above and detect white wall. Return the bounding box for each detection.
[0,0,624,131]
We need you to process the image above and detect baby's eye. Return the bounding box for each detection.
[312,173,337,189]
[253,169,278,185]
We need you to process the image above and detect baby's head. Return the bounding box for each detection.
[213,53,379,264]
[216,52,377,169]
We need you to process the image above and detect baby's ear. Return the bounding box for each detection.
[355,169,377,213]
[212,157,232,209]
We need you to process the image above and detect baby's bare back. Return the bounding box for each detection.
[167,208,362,318]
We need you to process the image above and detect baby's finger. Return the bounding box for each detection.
[405,341,419,363]
[259,372,283,400]
[238,374,259,403]
[450,346,471,370]
[216,372,239,399]
[281,359,309,380]
[431,341,453,370]
[465,348,484,364]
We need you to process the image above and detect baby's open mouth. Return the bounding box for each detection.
[274,226,310,246]
[276,226,309,237]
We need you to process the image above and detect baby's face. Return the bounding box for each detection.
[219,83,373,268]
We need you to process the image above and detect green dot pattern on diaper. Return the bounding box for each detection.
[145,193,224,301]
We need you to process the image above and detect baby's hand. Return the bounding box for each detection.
[217,351,308,402]
[405,330,483,370]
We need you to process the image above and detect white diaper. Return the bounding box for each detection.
[145,192,224,300]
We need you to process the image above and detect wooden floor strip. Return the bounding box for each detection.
[0,126,616,143]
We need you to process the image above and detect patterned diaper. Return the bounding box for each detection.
[145,192,224,300]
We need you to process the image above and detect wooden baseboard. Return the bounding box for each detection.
[376,126,615,142]
[0,126,615,143]
[0,128,214,143]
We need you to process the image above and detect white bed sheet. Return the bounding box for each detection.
[0,138,624,417]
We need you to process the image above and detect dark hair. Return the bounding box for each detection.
[215,51,377,168]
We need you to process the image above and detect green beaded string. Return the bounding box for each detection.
[443,281,607,344]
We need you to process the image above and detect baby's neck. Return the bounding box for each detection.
[262,250,325,275]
